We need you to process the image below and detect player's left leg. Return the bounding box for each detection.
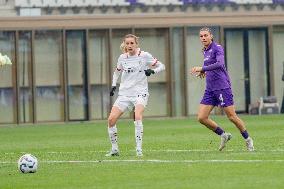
[216,88,254,151]
[223,105,254,151]
[134,104,145,157]
[133,94,149,157]
[223,105,246,131]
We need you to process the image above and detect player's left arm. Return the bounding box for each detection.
[144,52,165,76]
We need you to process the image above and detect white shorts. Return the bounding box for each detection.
[113,94,149,112]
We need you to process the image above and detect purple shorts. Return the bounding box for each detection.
[200,88,234,107]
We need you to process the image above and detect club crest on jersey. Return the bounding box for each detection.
[125,67,134,73]
[204,56,210,61]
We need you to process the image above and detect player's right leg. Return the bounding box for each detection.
[197,104,231,151]
[105,106,124,157]
[219,132,232,151]
[197,104,217,130]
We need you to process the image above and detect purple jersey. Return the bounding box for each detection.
[202,42,231,91]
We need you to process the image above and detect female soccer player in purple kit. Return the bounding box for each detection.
[191,27,254,151]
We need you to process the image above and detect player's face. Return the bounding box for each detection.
[199,31,213,48]
[124,37,138,55]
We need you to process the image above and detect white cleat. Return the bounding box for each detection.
[246,137,254,152]
[219,132,232,151]
[105,149,119,157]
[136,149,143,157]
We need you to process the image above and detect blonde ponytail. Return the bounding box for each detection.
[120,42,127,53]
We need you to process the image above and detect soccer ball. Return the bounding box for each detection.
[18,154,38,173]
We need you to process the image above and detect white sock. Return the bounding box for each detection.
[134,120,143,151]
[108,125,118,151]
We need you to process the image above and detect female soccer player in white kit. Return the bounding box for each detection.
[106,34,165,157]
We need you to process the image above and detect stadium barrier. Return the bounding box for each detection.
[14,0,284,8]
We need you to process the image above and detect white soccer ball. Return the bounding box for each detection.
[0,54,5,66]
[18,154,38,173]
[3,55,12,65]
[0,53,12,66]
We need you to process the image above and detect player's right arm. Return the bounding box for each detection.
[110,55,123,96]
[196,71,206,79]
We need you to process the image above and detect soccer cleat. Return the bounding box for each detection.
[219,132,232,151]
[105,149,119,157]
[245,137,254,151]
[136,149,143,157]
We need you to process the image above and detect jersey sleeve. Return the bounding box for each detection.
[116,55,124,71]
[143,51,165,73]
[111,55,124,86]
[144,52,158,66]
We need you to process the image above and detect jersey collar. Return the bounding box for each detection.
[204,42,214,52]
[127,48,141,58]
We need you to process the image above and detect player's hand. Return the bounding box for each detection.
[196,71,206,79]
[110,86,116,96]
[190,66,203,75]
[144,69,155,76]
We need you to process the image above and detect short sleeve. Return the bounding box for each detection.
[144,52,158,66]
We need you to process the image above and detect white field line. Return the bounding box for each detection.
[3,149,284,155]
[1,159,284,164]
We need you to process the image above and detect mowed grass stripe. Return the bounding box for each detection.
[2,159,284,164]
[3,149,284,154]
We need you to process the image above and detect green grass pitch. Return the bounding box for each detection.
[0,115,284,189]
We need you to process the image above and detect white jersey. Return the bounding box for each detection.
[112,49,165,97]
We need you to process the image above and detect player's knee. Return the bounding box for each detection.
[197,115,208,124]
[227,114,237,123]
[108,116,117,127]
[134,115,143,121]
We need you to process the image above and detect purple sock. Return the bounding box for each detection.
[214,127,224,136]
[241,130,249,139]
